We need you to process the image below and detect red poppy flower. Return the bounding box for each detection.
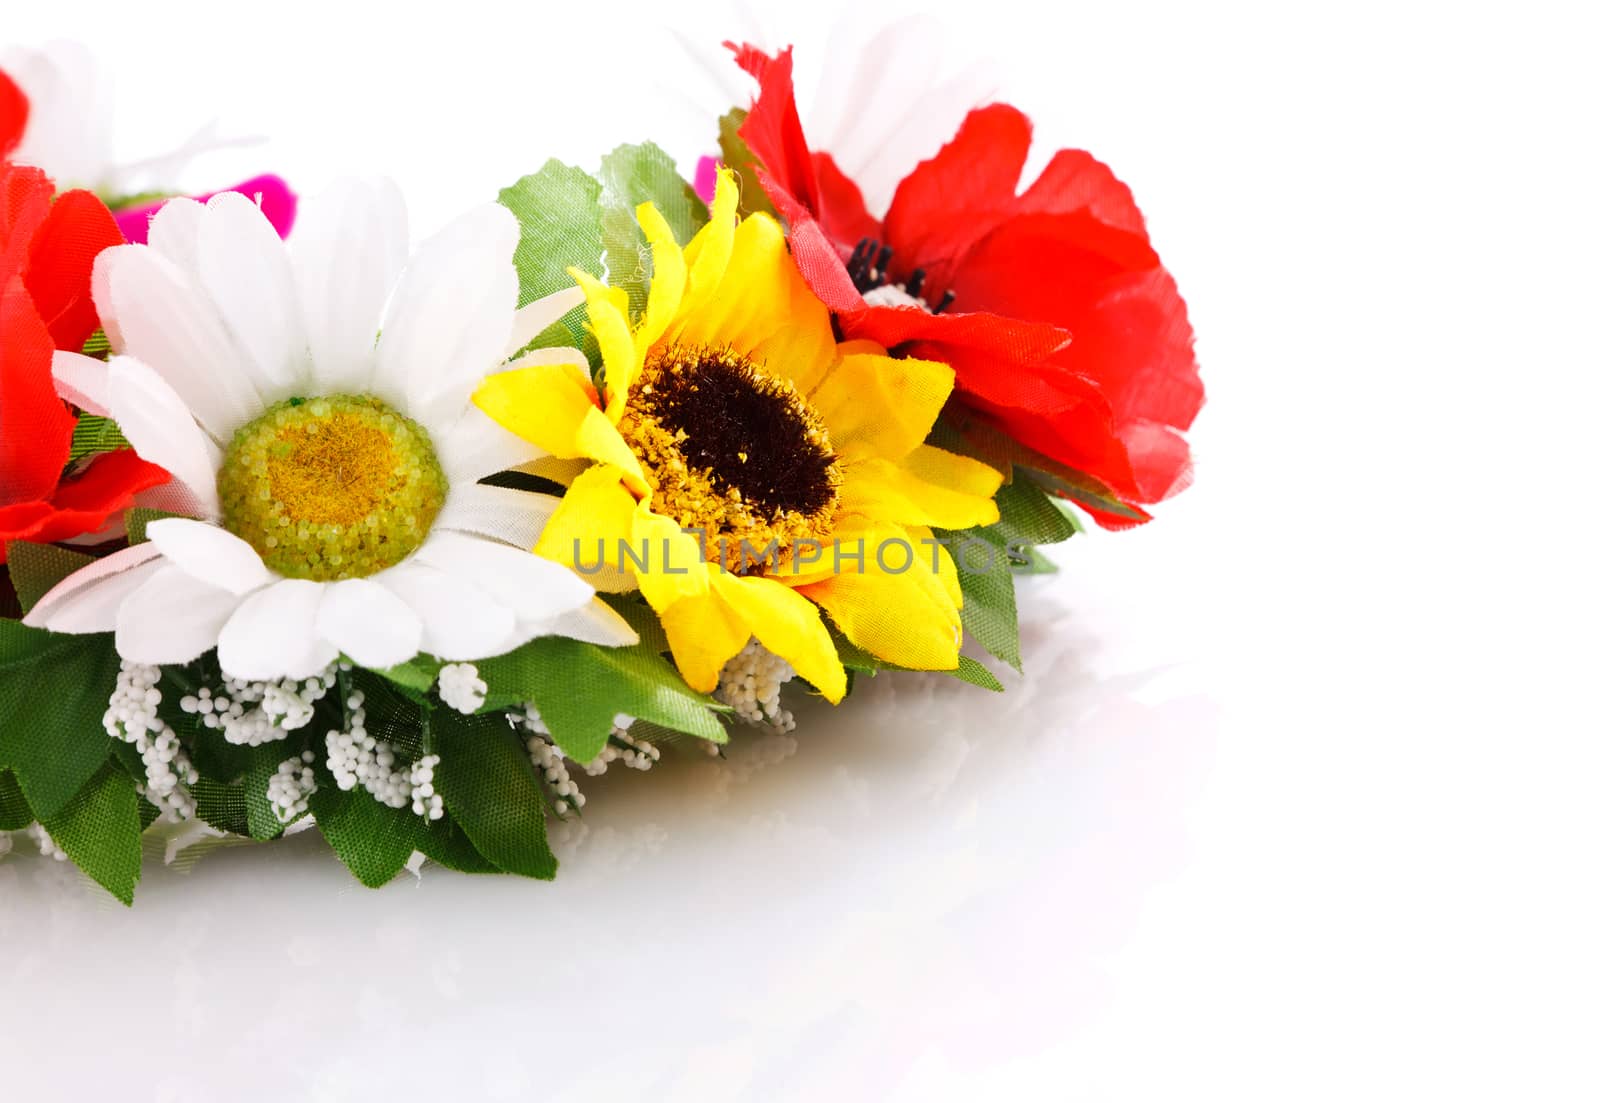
[0,161,168,565]
[728,44,1203,527]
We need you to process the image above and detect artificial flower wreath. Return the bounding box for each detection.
[0,37,1201,901]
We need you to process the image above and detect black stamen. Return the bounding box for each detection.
[905,268,926,298]
[932,289,956,315]
[849,236,890,293]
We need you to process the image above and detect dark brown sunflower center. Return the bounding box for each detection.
[619,344,841,567]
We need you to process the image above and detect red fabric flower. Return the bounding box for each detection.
[0,70,27,160]
[729,44,1203,526]
[0,162,167,564]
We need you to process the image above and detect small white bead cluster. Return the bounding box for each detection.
[103,661,197,822]
[408,755,443,821]
[27,822,68,861]
[515,707,585,816]
[323,690,438,819]
[526,733,584,817]
[716,641,797,731]
[580,717,661,777]
[437,663,488,714]
[179,663,341,746]
[266,751,318,824]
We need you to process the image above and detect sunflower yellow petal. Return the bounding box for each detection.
[795,523,964,671]
[532,465,640,594]
[678,168,739,319]
[838,446,1002,529]
[711,571,847,704]
[905,523,963,613]
[673,213,832,388]
[658,585,748,694]
[569,267,641,419]
[808,352,954,462]
[635,201,686,352]
[629,506,711,611]
[473,362,648,493]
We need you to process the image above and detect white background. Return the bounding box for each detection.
[2,1,1597,1099]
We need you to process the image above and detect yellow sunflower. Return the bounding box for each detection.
[472,169,1002,703]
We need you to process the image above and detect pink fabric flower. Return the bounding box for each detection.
[113,173,297,243]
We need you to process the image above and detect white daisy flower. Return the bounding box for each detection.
[1,40,254,196]
[27,179,637,679]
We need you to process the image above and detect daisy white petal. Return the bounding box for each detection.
[290,177,408,396]
[380,563,517,662]
[23,544,164,633]
[145,197,207,276]
[376,202,519,425]
[433,484,561,549]
[503,286,585,360]
[413,530,594,624]
[52,350,111,416]
[532,598,641,648]
[106,355,223,519]
[217,579,339,681]
[315,579,424,670]
[114,565,241,666]
[197,191,307,400]
[94,245,261,439]
[144,517,277,596]
[433,403,541,485]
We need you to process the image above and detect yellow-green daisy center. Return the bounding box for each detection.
[218,394,447,582]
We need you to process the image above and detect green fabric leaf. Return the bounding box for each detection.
[0,769,31,830]
[414,814,498,874]
[68,415,129,460]
[597,141,708,319]
[39,761,143,905]
[718,108,778,219]
[79,328,110,358]
[192,777,250,836]
[4,542,94,615]
[308,774,422,889]
[244,750,291,841]
[599,593,669,653]
[1009,545,1060,575]
[498,160,604,361]
[124,506,180,546]
[373,655,441,695]
[939,530,1022,673]
[931,403,1147,523]
[976,475,1080,552]
[828,626,1004,694]
[0,622,118,819]
[432,708,556,880]
[477,637,727,762]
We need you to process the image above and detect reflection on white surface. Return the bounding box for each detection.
[0,570,1218,1099]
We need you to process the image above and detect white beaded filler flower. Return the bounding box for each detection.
[438,663,488,714]
[180,662,342,747]
[103,661,198,822]
[716,641,798,731]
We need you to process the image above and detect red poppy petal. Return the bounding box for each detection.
[883,104,1033,288]
[841,302,1073,407]
[956,213,1201,432]
[812,152,882,246]
[729,43,821,217]
[759,169,865,313]
[1,163,54,282]
[0,450,169,562]
[1,270,75,507]
[0,68,27,159]
[48,448,170,513]
[1019,149,1148,238]
[25,188,124,350]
